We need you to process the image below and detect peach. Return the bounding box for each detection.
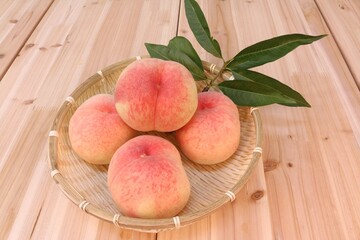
[114,58,198,132]
[107,135,191,218]
[176,91,240,165]
[68,94,137,165]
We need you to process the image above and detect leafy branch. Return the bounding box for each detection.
[145,0,326,107]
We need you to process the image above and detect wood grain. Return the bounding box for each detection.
[0,0,54,80]
[257,0,360,239]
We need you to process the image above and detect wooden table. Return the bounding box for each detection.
[1,0,360,239]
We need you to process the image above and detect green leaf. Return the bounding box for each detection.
[231,70,310,107]
[227,34,326,70]
[145,43,207,80]
[218,77,310,107]
[184,0,222,58]
[168,36,204,72]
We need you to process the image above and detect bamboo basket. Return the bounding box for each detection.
[48,56,263,233]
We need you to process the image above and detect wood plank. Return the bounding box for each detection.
[252,0,360,239]
[0,0,54,80]
[158,1,274,239]
[165,0,360,239]
[314,0,360,88]
[0,0,180,239]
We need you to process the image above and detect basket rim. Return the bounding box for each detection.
[47,56,263,232]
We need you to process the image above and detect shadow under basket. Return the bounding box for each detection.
[48,56,263,233]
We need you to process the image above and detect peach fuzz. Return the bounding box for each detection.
[114,58,198,132]
[107,135,191,219]
[176,91,241,165]
[68,94,137,165]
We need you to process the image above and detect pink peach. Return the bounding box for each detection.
[114,58,198,132]
[176,91,240,165]
[107,135,191,218]
[68,94,137,165]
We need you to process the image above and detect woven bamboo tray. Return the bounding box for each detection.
[48,56,263,233]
